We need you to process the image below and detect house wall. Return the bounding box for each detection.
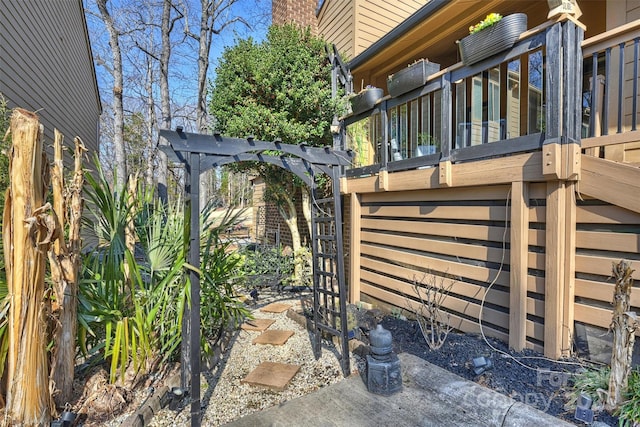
[317,0,424,63]
[273,0,318,34]
[0,0,101,156]
[317,0,354,60]
[353,0,425,58]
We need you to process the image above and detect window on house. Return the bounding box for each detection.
[387,91,443,160]
[507,60,521,139]
[410,99,419,156]
[487,67,501,143]
[528,49,545,134]
[455,79,467,148]
[399,104,408,159]
[471,74,483,146]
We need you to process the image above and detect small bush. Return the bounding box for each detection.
[238,245,295,287]
[411,272,454,350]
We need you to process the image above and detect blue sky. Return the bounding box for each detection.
[85,0,271,127]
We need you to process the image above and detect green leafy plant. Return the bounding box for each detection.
[79,158,253,382]
[199,203,251,354]
[347,119,371,167]
[569,366,611,410]
[79,159,164,383]
[618,368,640,427]
[239,245,295,283]
[469,13,503,34]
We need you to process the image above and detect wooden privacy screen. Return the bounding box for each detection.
[349,181,640,356]
[574,197,640,334]
[356,184,543,354]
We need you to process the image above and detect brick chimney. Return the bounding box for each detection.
[272,0,318,34]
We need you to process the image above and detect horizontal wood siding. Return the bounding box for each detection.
[354,0,425,57]
[0,0,100,156]
[574,198,640,335]
[318,0,354,60]
[356,185,543,353]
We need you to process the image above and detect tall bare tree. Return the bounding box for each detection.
[96,0,128,189]
[187,0,248,132]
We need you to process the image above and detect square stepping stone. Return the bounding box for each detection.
[240,318,275,332]
[252,330,294,345]
[241,362,300,391]
[260,302,292,313]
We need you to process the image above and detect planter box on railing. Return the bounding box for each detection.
[349,88,384,115]
[387,59,441,97]
[459,13,527,66]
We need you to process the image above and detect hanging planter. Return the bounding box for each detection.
[349,87,383,115]
[458,13,527,66]
[387,59,440,98]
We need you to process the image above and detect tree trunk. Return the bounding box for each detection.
[4,109,52,426]
[301,187,312,246]
[145,56,158,194]
[97,0,127,189]
[276,194,301,253]
[196,0,212,133]
[157,0,172,203]
[606,260,637,411]
[276,192,303,283]
[49,131,86,408]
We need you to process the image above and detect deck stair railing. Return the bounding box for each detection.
[582,19,640,159]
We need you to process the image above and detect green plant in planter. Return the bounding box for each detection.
[416,133,440,156]
[469,13,503,34]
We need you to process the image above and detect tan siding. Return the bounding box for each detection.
[318,0,354,60]
[0,0,100,157]
[353,0,425,56]
[628,0,640,21]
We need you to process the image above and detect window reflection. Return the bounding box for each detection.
[388,91,442,160]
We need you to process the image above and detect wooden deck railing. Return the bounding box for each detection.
[582,19,640,153]
[343,16,584,178]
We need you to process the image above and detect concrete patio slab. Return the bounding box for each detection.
[225,352,575,427]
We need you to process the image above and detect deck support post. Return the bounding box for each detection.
[349,193,362,304]
[509,181,529,351]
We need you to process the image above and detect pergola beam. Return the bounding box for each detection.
[159,129,353,167]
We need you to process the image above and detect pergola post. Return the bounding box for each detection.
[188,152,201,426]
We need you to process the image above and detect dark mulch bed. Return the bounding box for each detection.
[377,315,618,426]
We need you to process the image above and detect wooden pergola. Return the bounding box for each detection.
[158,128,354,427]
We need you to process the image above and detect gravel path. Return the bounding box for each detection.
[149,290,351,426]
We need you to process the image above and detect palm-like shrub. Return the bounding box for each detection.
[199,204,251,354]
[79,159,249,383]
